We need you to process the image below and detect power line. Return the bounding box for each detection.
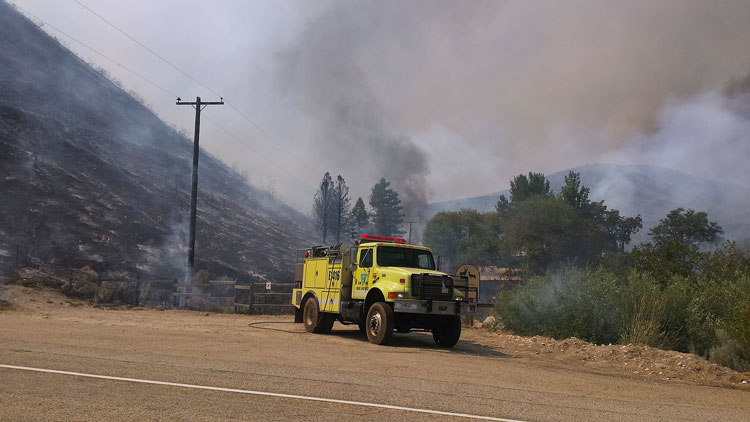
[225,102,319,177]
[70,0,321,179]
[203,116,316,191]
[14,3,316,193]
[14,4,179,98]
[71,0,221,98]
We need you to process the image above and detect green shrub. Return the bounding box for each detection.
[709,329,750,372]
[496,244,750,371]
[497,267,622,344]
[620,274,665,346]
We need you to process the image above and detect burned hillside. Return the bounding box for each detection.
[0,1,314,283]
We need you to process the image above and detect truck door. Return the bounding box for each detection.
[352,247,373,300]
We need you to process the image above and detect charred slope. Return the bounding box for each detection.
[0,2,314,282]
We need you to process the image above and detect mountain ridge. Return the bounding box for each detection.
[427,163,750,242]
[0,1,314,282]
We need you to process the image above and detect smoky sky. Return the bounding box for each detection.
[10,0,750,210]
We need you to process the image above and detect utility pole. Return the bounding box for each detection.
[406,221,416,244]
[176,96,223,271]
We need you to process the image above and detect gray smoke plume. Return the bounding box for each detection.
[275,1,430,215]
[273,0,750,208]
[15,0,750,211]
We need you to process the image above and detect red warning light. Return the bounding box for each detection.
[360,234,406,243]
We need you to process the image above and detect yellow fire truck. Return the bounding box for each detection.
[292,235,477,346]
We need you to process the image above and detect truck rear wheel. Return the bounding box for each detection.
[365,302,394,345]
[432,315,461,347]
[303,297,335,334]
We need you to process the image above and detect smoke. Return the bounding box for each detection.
[276,1,430,215]
[605,89,750,186]
[274,0,750,206]
[11,0,750,211]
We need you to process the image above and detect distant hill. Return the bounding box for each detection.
[427,163,750,243]
[0,1,315,282]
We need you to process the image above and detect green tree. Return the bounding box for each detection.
[500,196,576,273]
[312,172,334,243]
[559,172,642,256]
[422,209,501,271]
[559,171,589,212]
[497,171,641,273]
[369,178,404,237]
[350,197,369,235]
[331,175,351,243]
[497,172,553,213]
[649,208,723,247]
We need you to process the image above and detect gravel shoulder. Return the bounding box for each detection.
[1,285,749,421]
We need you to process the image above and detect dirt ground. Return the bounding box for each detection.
[1,284,749,421]
[471,318,750,388]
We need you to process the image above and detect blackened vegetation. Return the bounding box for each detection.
[0,2,314,284]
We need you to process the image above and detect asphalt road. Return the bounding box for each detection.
[1,301,749,421]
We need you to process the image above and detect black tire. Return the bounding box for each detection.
[358,319,367,335]
[317,313,335,334]
[303,297,319,333]
[432,315,461,347]
[365,302,394,345]
[303,296,335,334]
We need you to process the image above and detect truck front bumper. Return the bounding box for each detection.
[393,299,476,316]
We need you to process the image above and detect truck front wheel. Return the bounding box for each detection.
[365,302,394,345]
[432,315,461,347]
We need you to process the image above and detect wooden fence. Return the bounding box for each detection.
[234,281,294,314]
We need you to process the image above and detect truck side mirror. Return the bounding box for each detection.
[349,247,358,272]
[436,255,441,271]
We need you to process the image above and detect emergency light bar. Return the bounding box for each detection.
[360,234,406,243]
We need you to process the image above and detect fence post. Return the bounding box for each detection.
[249,281,254,313]
[134,279,141,306]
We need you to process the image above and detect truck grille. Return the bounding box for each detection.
[411,274,453,300]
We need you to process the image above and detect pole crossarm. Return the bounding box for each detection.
[176,101,224,105]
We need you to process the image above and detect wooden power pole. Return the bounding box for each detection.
[406,221,416,244]
[176,96,224,271]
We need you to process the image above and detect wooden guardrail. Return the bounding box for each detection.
[234,282,295,314]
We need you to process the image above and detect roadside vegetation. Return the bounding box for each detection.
[424,171,750,371]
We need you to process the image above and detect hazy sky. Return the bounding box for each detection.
[10,0,750,211]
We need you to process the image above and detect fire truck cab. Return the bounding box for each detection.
[292,235,476,346]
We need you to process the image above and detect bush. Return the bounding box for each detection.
[496,243,750,371]
[62,266,100,298]
[192,270,210,285]
[497,267,622,344]
[0,299,13,311]
[62,279,98,298]
[709,329,750,372]
[95,281,131,304]
[620,274,665,346]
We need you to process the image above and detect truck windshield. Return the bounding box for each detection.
[376,246,435,270]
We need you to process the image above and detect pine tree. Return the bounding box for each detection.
[332,175,351,243]
[369,178,404,237]
[351,197,369,235]
[312,172,334,243]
